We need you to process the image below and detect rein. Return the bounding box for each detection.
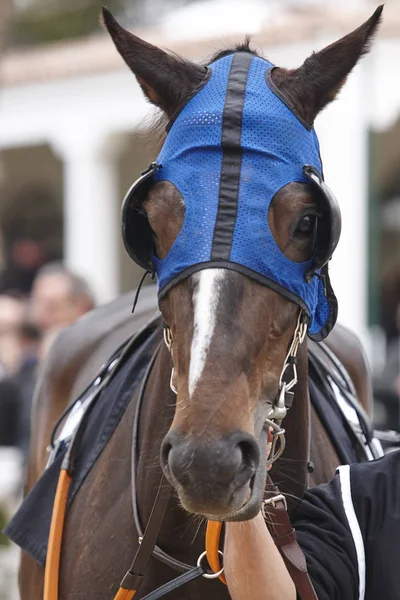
[43,315,317,600]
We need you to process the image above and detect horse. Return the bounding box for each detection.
[15,6,382,599]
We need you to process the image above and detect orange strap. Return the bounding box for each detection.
[206,520,227,585]
[113,588,136,600]
[43,468,72,600]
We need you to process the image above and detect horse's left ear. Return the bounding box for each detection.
[272,5,383,125]
[101,7,207,117]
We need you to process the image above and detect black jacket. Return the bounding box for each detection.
[294,451,400,599]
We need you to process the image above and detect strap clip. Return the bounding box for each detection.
[262,493,287,517]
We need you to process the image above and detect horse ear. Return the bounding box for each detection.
[272,5,383,125]
[101,7,207,117]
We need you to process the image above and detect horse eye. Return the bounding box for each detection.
[295,214,317,237]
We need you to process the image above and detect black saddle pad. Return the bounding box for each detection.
[4,323,160,566]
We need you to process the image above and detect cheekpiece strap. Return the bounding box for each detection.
[265,310,308,465]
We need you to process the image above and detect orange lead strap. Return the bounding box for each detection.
[43,468,72,600]
[206,520,227,585]
[43,467,138,600]
[114,588,136,600]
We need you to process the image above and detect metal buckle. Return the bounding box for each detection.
[163,326,173,352]
[163,326,177,394]
[267,385,288,421]
[265,419,286,465]
[262,493,287,517]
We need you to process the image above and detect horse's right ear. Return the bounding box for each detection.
[101,7,207,117]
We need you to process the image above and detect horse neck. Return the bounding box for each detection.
[270,340,310,512]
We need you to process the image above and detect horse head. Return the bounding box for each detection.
[103,6,382,520]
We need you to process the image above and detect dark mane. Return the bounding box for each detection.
[207,38,262,64]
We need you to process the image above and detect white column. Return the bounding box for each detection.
[51,132,120,305]
[316,66,369,349]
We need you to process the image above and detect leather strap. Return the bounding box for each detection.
[131,344,194,575]
[116,476,172,597]
[139,566,205,600]
[263,477,318,600]
[205,520,227,584]
[115,344,174,599]
[43,469,72,600]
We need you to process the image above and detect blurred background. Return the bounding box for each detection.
[0,0,399,596]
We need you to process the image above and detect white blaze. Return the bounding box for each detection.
[188,269,225,397]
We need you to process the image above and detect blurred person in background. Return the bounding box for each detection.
[0,294,26,450]
[0,264,94,460]
[30,262,95,359]
[0,321,41,463]
[12,322,41,463]
[0,293,25,376]
[0,239,46,297]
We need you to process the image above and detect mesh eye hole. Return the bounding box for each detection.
[294,214,317,237]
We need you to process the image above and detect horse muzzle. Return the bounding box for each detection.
[160,429,264,519]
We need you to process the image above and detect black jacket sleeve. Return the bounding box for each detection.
[293,474,359,600]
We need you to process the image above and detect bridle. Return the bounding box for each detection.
[119,309,317,600]
[266,310,308,464]
[43,315,317,600]
[122,309,313,598]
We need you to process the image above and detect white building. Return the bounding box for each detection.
[1,0,400,363]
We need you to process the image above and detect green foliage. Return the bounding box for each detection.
[8,0,128,47]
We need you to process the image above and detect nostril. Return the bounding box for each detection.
[237,439,260,475]
[160,439,172,469]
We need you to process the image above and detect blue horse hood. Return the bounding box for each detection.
[133,52,339,340]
